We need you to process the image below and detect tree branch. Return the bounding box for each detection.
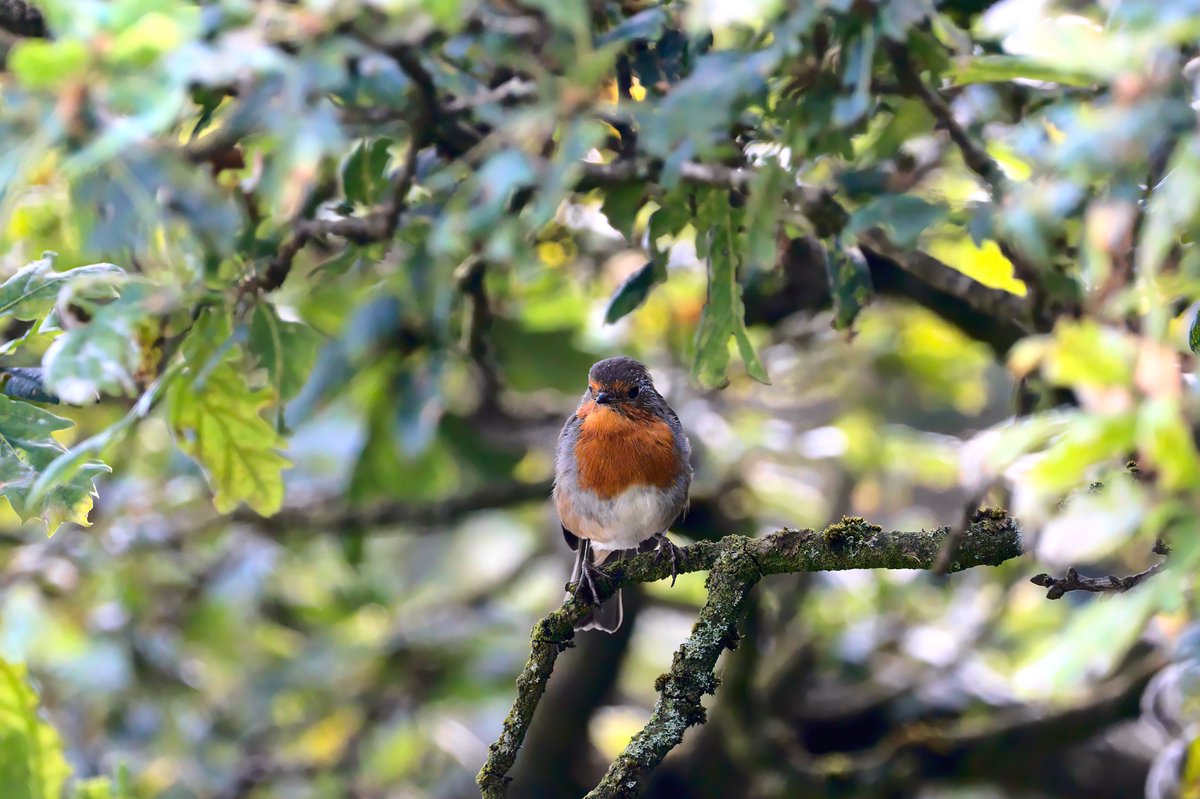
[887,45,1007,193]
[886,44,1054,326]
[577,160,849,237]
[477,511,1023,799]
[858,230,1034,333]
[580,159,1033,354]
[255,121,424,293]
[791,651,1164,794]
[234,478,553,535]
[1030,561,1166,600]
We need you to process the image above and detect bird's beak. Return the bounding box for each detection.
[595,391,615,405]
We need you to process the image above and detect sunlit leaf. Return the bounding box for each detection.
[41,282,166,405]
[0,395,106,535]
[946,55,1096,87]
[0,657,72,799]
[0,254,123,323]
[8,39,89,90]
[167,346,290,516]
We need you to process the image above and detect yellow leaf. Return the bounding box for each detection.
[925,234,1027,296]
[537,240,568,268]
[630,77,647,102]
[168,361,290,515]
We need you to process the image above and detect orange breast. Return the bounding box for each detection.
[573,404,679,499]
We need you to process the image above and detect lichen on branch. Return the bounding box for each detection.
[476,511,1024,799]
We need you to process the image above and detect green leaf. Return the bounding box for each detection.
[604,261,665,324]
[945,55,1097,88]
[597,7,669,47]
[833,25,877,128]
[0,657,72,799]
[1139,398,1200,492]
[648,203,690,250]
[744,158,788,269]
[28,360,184,515]
[248,305,322,403]
[1028,412,1136,495]
[692,200,770,387]
[168,351,290,515]
[0,254,123,323]
[107,10,193,68]
[8,39,89,90]
[824,241,874,330]
[600,182,645,239]
[0,395,107,535]
[1139,138,1200,336]
[41,282,164,405]
[1037,320,1135,389]
[342,137,393,206]
[845,194,947,249]
[349,387,459,502]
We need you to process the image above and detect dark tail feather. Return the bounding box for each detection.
[567,544,625,633]
[578,587,623,633]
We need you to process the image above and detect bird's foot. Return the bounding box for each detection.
[573,558,606,605]
[652,533,684,587]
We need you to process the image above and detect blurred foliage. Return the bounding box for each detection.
[0,0,1199,796]
[0,656,130,799]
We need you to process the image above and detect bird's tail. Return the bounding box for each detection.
[567,544,625,633]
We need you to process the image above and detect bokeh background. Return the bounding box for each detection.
[0,0,1199,797]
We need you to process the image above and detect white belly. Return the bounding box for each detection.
[560,484,674,552]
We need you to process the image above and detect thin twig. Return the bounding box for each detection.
[933,494,991,576]
[1030,560,1166,600]
[256,123,425,293]
[887,44,1007,193]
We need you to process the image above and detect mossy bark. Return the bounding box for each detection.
[476,513,1023,799]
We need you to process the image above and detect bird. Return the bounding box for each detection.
[553,356,692,633]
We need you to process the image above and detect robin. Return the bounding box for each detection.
[554,356,692,633]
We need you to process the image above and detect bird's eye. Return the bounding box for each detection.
[627,385,640,399]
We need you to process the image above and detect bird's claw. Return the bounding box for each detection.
[573,559,605,605]
[653,533,683,587]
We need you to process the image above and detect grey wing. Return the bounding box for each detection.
[554,410,584,549]
[554,411,582,487]
[660,402,692,522]
[661,402,693,480]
